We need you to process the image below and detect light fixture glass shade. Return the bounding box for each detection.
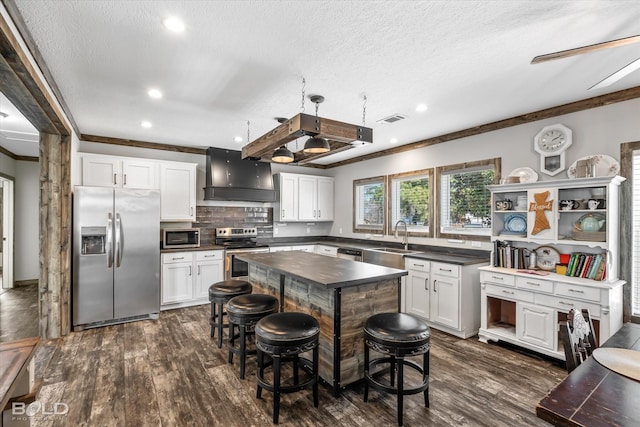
[303,136,330,154]
[272,145,294,163]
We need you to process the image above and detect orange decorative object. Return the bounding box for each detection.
[529,191,553,235]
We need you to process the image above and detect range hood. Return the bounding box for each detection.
[204,148,276,202]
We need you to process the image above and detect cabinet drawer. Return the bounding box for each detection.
[484,284,534,303]
[431,262,459,278]
[554,282,601,303]
[405,258,430,273]
[535,293,600,315]
[196,250,223,261]
[516,277,553,294]
[480,271,515,287]
[163,253,193,264]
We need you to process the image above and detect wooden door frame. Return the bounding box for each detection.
[1,9,72,338]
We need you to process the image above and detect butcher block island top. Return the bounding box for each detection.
[238,251,407,396]
[237,251,407,288]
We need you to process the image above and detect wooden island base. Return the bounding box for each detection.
[248,263,400,396]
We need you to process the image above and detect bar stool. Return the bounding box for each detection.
[227,293,279,379]
[208,280,252,348]
[255,312,320,424]
[363,312,430,426]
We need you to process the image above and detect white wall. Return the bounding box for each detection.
[14,160,39,280]
[330,98,640,251]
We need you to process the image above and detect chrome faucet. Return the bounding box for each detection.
[394,220,409,250]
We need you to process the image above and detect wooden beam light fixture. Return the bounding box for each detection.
[241,96,373,164]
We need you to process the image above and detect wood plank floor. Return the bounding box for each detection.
[0,283,39,342]
[27,304,566,426]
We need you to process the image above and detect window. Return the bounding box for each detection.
[353,176,386,233]
[388,169,433,236]
[632,149,640,316]
[436,158,500,240]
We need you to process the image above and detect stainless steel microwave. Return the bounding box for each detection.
[162,228,200,249]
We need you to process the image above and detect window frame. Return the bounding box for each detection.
[353,176,387,234]
[386,168,434,237]
[435,158,501,241]
[620,141,640,323]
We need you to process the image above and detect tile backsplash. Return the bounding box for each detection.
[193,206,273,245]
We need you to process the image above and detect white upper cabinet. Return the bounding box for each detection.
[81,153,157,189]
[160,161,197,221]
[275,173,334,222]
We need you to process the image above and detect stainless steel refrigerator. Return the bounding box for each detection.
[73,186,160,330]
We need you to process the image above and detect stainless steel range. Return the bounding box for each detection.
[216,227,269,280]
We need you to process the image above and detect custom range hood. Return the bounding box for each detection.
[204,148,276,202]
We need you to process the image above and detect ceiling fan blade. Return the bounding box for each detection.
[531,34,640,64]
[588,56,640,90]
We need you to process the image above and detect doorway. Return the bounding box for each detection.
[0,175,14,289]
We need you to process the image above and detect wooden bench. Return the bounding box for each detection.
[0,337,40,427]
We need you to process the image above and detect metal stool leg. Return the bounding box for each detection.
[423,351,430,408]
[363,342,370,402]
[312,345,319,408]
[217,302,225,348]
[210,302,216,337]
[239,325,247,379]
[273,355,281,424]
[256,348,264,399]
[397,356,404,426]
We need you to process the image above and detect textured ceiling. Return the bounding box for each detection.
[5,0,640,161]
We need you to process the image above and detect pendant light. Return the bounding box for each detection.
[272,145,294,163]
[303,95,330,154]
[271,117,294,163]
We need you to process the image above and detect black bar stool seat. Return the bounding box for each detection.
[364,312,430,426]
[208,280,252,348]
[255,312,320,424]
[227,293,279,379]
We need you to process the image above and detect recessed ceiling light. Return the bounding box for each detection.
[163,17,185,33]
[141,121,152,128]
[416,103,428,112]
[234,136,243,143]
[148,88,163,99]
[390,138,398,144]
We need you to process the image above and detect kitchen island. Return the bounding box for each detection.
[237,251,407,396]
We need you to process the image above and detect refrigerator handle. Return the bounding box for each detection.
[115,213,123,268]
[106,213,113,268]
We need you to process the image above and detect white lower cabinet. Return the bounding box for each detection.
[162,250,223,309]
[479,266,625,359]
[404,257,485,338]
[314,245,337,257]
[516,302,556,350]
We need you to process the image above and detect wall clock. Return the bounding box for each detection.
[533,124,572,176]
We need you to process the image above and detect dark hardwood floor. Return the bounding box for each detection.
[0,282,39,342]
[29,304,565,426]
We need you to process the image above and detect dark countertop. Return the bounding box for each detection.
[238,251,407,289]
[403,252,488,266]
[264,238,489,266]
[160,245,225,254]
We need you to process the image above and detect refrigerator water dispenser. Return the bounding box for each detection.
[81,226,106,255]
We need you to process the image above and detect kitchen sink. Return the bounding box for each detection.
[362,247,419,269]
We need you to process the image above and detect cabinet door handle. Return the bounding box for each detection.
[189,266,192,276]
[172,256,185,260]
[113,173,117,185]
[424,277,429,291]
[124,174,127,186]
[282,209,285,218]
[439,268,452,272]
[502,290,514,295]
[568,289,584,294]
[525,281,540,286]
[197,265,201,275]
[491,275,504,281]
[204,254,215,258]
[559,301,575,307]
[190,207,194,216]
[433,280,437,292]
[414,263,425,268]
[318,209,321,218]
[313,210,317,218]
